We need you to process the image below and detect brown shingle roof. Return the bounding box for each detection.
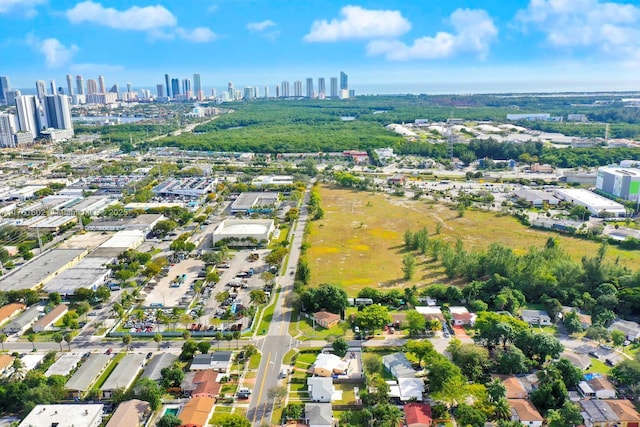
[606,400,640,422]
[508,399,544,422]
[0,303,25,323]
[178,397,215,427]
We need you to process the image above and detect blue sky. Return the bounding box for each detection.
[2,0,640,93]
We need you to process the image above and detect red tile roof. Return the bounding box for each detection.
[404,403,432,427]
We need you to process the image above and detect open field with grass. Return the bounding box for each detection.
[306,185,638,295]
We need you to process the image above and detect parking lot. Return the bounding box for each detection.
[142,257,203,308]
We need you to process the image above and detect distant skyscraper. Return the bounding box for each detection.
[4,90,20,106]
[0,76,10,104]
[66,74,74,97]
[227,82,234,100]
[182,78,191,96]
[330,77,338,98]
[49,80,56,95]
[86,79,98,95]
[15,95,45,138]
[243,86,254,100]
[43,94,72,130]
[281,81,290,98]
[264,86,269,98]
[318,78,326,97]
[275,84,280,98]
[156,84,164,98]
[98,75,106,94]
[171,78,180,98]
[306,78,314,98]
[126,82,132,93]
[293,80,302,97]
[76,75,85,95]
[193,74,202,100]
[340,71,348,90]
[109,84,119,100]
[164,74,171,98]
[211,88,216,98]
[35,80,47,100]
[0,113,16,147]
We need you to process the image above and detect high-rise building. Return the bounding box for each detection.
[49,80,56,95]
[126,82,132,93]
[211,88,216,98]
[43,94,73,131]
[86,79,98,95]
[330,77,338,98]
[227,82,234,100]
[340,71,348,90]
[4,90,20,106]
[156,84,165,98]
[109,84,119,100]
[0,113,16,147]
[35,80,47,100]
[306,78,314,98]
[66,74,74,97]
[318,78,326,97]
[171,78,180,98]
[98,75,106,94]
[182,78,191,95]
[15,95,45,139]
[264,86,269,98]
[275,84,280,98]
[76,75,85,95]
[0,76,10,104]
[193,74,202,100]
[164,74,171,98]
[243,86,254,100]
[293,80,302,97]
[281,81,290,98]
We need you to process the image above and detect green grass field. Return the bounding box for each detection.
[306,185,638,295]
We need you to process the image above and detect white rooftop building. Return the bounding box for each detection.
[19,404,104,427]
[553,188,626,218]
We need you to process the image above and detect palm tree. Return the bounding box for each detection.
[153,333,162,350]
[224,333,233,349]
[182,330,191,341]
[215,331,223,348]
[494,398,511,421]
[52,332,64,351]
[0,333,7,352]
[122,333,132,350]
[27,333,36,351]
[487,378,506,403]
[233,331,241,349]
[9,358,25,381]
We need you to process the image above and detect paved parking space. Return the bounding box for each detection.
[143,258,203,308]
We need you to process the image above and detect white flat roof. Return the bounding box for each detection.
[101,353,146,391]
[554,188,625,210]
[100,229,144,248]
[0,249,86,291]
[45,353,84,377]
[19,404,103,427]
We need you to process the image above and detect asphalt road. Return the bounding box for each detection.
[247,184,311,427]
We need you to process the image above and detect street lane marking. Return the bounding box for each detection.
[252,351,271,424]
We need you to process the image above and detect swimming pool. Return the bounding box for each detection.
[164,408,179,416]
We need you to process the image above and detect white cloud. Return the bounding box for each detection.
[367,8,497,60]
[66,1,176,31]
[38,38,78,69]
[176,27,217,43]
[0,0,45,17]
[65,1,216,42]
[304,5,411,42]
[515,0,640,56]
[247,19,276,32]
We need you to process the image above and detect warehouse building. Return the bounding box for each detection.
[152,178,216,198]
[43,256,112,297]
[211,219,274,246]
[230,192,279,214]
[0,249,87,292]
[596,166,640,202]
[553,188,626,218]
[251,175,294,187]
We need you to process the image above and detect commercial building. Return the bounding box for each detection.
[230,192,279,213]
[596,166,640,202]
[65,354,111,398]
[101,353,146,398]
[43,256,112,297]
[32,304,68,332]
[553,188,626,218]
[99,230,145,250]
[105,399,150,427]
[0,248,86,292]
[512,189,560,207]
[251,175,294,187]
[152,178,216,198]
[18,404,104,427]
[211,219,274,246]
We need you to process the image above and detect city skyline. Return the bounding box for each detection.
[1,1,640,93]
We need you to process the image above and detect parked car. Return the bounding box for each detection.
[106,348,113,355]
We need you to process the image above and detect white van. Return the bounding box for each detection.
[280,367,289,378]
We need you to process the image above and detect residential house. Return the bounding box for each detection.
[415,306,445,323]
[308,377,334,403]
[101,353,145,399]
[189,351,233,372]
[579,376,616,399]
[181,370,221,398]
[305,403,333,427]
[0,303,25,325]
[382,352,416,378]
[313,310,340,329]
[580,399,640,427]
[560,351,591,370]
[178,396,215,427]
[312,353,348,377]
[105,399,150,427]
[404,403,432,427]
[520,309,552,326]
[0,354,14,376]
[387,174,406,185]
[498,376,528,399]
[65,354,112,398]
[507,399,544,427]
[397,377,425,401]
[449,306,477,326]
[4,305,41,334]
[141,353,177,382]
[32,304,68,333]
[608,320,640,341]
